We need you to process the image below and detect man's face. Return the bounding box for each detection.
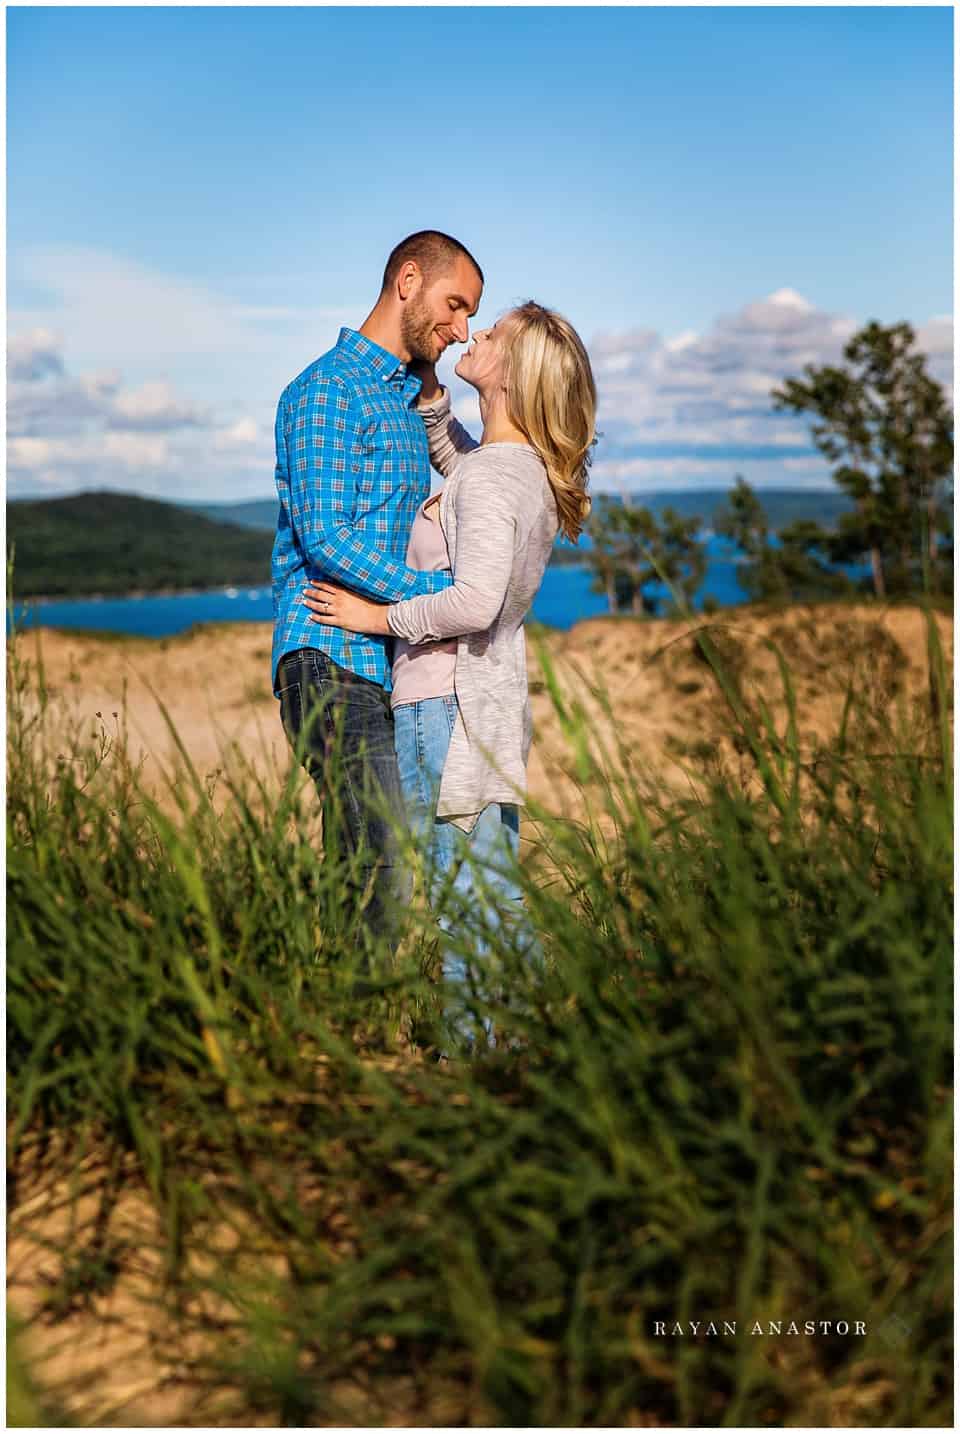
[400,254,483,364]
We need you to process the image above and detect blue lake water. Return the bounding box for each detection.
[11,552,752,640]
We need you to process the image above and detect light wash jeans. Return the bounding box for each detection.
[393,694,539,1047]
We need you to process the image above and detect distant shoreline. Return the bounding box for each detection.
[12,583,272,606]
[13,564,595,608]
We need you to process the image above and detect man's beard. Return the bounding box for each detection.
[400,296,440,363]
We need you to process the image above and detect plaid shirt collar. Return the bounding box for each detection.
[336,327,422,404]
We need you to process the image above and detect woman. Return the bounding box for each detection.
[303,300,596,1038]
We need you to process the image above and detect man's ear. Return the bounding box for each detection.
[397,261,421,302]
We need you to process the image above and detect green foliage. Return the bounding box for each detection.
[6,1313,72,1428]
[7,491,272,598]
[586,496,707,615]
[773,320,953,599]
[586,321,953,611]
[715,477,854,604]
[551,493,855,572]
[6,613,952,1427]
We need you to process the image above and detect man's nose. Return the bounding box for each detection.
[451,312,470,343]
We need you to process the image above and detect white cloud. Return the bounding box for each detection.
[781,457,825,474]
[110,381,208,431]
[7,267,952,503]
[214,417,260,450]
[9,431,169,480]
[102,432,171,468]
[9,246,356,403]
[8,437,58,472]
[6,245,363,499]
[914,315,953,390]
[8,332,206,439]
[6,421,273,502]
[590,452,830,495]
[665,330,699,354]
[5,331,267,499]
[587,290,953,490]
[8,329,65,382]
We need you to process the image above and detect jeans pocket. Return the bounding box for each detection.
[279,680,303,748]
[308,649,334,688]
[278,652,324,750]
[442,693,459,734]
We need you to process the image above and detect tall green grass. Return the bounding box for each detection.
[6,612,952,1427]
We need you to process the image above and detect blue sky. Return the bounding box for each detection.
[7,6,954,501]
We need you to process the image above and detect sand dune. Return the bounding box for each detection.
[8,601,952,1426]
[13,603,952,824]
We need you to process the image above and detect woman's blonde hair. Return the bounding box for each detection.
[500,300,597,542]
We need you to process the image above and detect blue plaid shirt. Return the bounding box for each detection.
[271,328,453,693]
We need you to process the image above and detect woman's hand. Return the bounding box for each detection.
[408,359,444,406]
[303,582,392,635]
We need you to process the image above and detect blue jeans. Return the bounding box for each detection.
[393,695,539,1043]
[277,648,409,955]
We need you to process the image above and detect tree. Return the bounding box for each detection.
[587,497,707,616]
[713,476,769,562]
[772,321,953,599]
[585,496,623,613]
[640,505,708,614]
[714,477,852,604]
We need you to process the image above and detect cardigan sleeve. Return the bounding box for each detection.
[386,451,517,644]
[418,387,479,477]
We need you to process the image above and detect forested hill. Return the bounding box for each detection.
[7,487,855,599]
[189,488,852,535]
[7,492,273,598]
[189,499,280,530]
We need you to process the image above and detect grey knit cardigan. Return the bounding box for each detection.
[386,390,559,831]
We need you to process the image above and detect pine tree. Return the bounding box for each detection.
[773,321,953,598]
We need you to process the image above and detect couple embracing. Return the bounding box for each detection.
[271,230,596,1040]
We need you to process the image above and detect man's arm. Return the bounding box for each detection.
[286,377,453,602]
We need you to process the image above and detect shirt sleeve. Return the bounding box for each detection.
[284,377,453,602]
[386,455,517,643]
[418,387,480,477]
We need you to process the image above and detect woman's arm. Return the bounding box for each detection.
[418,387,479,478]
[303,458,517,642]
[386,455,517,644]
[302,451,524,642]
[302,467,515,641]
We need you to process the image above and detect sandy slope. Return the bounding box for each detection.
[12,603,952,822]
[7,602,952,1425]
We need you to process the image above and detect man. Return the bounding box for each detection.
[272,230,484,952]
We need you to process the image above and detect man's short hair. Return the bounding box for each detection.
[380,230,483,294]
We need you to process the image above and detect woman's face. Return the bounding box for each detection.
[453,315,512,395]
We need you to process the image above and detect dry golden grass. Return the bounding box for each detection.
[17,603,952,826]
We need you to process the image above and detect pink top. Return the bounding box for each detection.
[390,496,457,709]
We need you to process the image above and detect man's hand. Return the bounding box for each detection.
[407,359,443,406]
[303,581,392,635]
